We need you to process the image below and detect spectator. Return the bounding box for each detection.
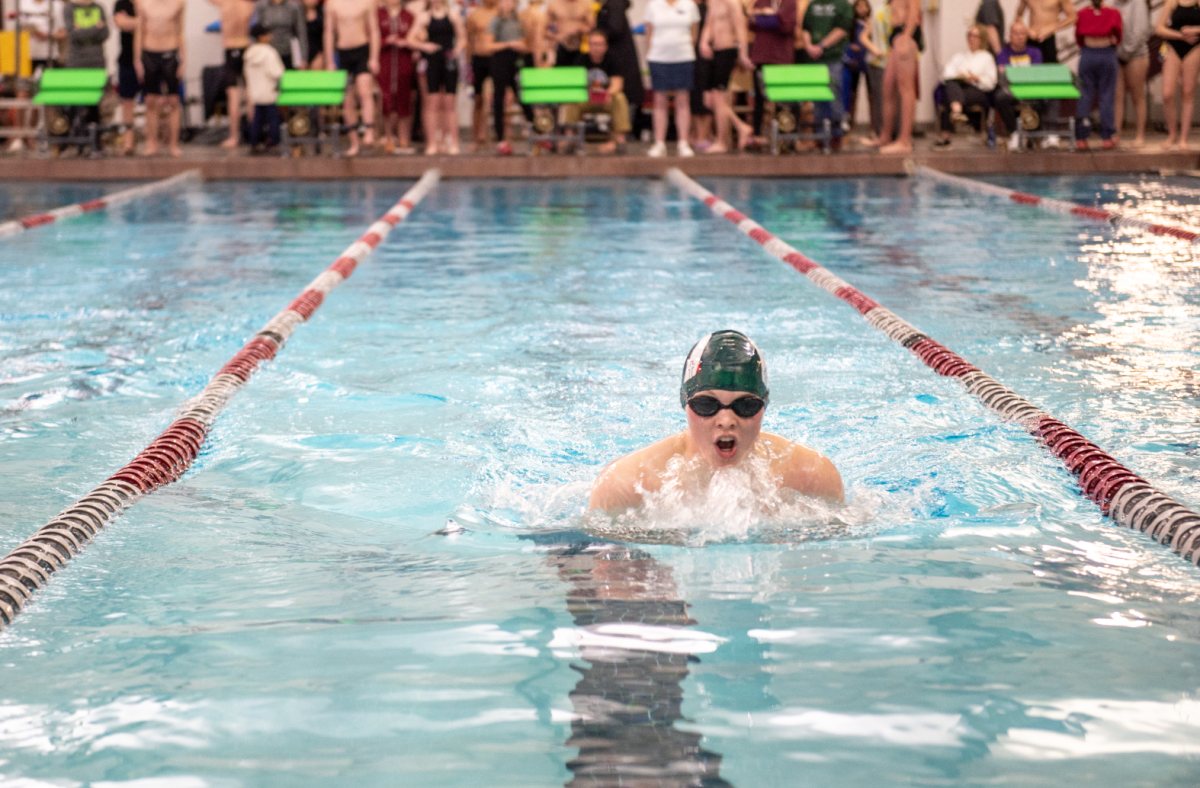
[8,0,64,152]
[62,0,106,68]
[255,0,308,69]
[747,0,797,139]
[994,20,1042,150]
[1074,0,1122,149]
[561,29,630,153]
[304,0,325,69]
[325,0,380,156]
[482,0,526,154]
[112,0,139,154]
[644,0,701,157]
[866,0,918,153]
[547,0,595,66]
[1156,0,1200,149]
[521,0,551,66]
[934,24,996,148]
[842,0,871,130]
[207,0,255,149]
[698,0,752,151]
[411,0,465,154]
[466,0,498,152]
[1113,0,1150,147]
[595,0,645,129]
[378,0,417,153]
[135,0,186,157]
[801,0,855,147]
[859,0,888,138]
[244,22,285,149]
[1015,0,1076,64]
[690,0,714,148]
[975,0,1004,55]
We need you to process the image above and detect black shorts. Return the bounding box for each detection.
[555,45,586,67]
[142,49,180,96]
[220,47,245,91]
[691,57,712,115]
[338,44,370,76]
[889,24,924,53]
[709,47,737,90]
[118,63,141,99]
[426,51,459,93]
[472,54,491,93]
[1032,34,1058,63]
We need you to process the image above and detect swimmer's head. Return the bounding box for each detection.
[680,330,769,409]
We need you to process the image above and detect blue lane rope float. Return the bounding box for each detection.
[666,167,1200,564]
[0,169,442,631]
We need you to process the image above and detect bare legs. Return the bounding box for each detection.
[874,34,917,154]
[344,72,377,157]
[472,83,488,151]
[121,98,136,154]
[706,88,750,153]
[1114,56,1147,147]
[221,86,241,148]
[1161,48,1200,150]
[422,92,458,154]
[652,90,691,150]
[142,94,181,156]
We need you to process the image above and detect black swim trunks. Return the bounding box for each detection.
[471,54,491,93]
[889,24,925,53]
[709,47,737,90]
[219,47,246,91]
[1031,33,1057,63]
[142,49,180,96]
[555,45,586,67]
[425,51,459,93]
[338,44,371,76]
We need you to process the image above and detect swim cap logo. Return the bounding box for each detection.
[682,333,712,384]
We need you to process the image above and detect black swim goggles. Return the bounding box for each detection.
[686,395,767,418]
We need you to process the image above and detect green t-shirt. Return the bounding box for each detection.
[803,0,854,63]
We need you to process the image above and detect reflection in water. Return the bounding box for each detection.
[542,537,733,788]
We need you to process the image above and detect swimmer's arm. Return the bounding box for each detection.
[770,437,845,503]
[588,435,680,512]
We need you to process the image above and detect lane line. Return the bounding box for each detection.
[0,169,441,630]
[667,167,1200,565]
[0,170,202,238]
[912,165,1200,243]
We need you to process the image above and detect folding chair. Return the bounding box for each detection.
[519,66,587,156]
[278,70,348,156]
[1005,64,1080,151]
[33,68,109,156]
[761,64,835,155]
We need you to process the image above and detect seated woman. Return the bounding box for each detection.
[935,24,998,147]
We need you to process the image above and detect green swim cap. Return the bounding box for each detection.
[680,330,770,407]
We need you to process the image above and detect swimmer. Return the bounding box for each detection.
[589,330,844,512]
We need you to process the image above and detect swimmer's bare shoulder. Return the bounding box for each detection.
[588,434,687,513]
[756,432,844,503]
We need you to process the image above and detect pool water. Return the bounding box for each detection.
[1,175,1198,786]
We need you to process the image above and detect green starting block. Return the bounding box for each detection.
[760,64,835,155]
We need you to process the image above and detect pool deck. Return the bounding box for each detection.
[6,136,1200,180]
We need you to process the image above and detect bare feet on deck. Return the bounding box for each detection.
[879,140,912,154]
[220,136,238,149]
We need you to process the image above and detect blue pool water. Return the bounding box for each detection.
[1,175,1199,786]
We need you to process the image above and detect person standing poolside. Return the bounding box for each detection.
[244,22,285,148]
[645,0,701,157]
[546,0,595,66]
[254,0,308,68]
[595,0,645,129]
[135,0,186,157]
[411,0,465,154]
[1016,0,1076,64]
[859,0,889,139]
[698,0,753,152]
[206,0,255,148]
[863,0,918,153]
[1155,0,1200,149]
[1112,0,1150,147]
[1074,0,1122,150]
[303,0,325,69]
[520,0,551,66]
[801,0,855,148]
[589,331,844,513]
[113,0,139,154]
[466,0,498,151]
[482,0,526,154]
[747,0,797,141]
[975,0,1004,56]
[325,0,380,156]
[378,0,417,153]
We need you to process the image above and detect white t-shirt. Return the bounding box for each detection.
[18,0,65,61]
[942,50,997,92]
[644,0,700,63]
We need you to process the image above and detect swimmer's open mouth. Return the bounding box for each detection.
[715,436,737,458]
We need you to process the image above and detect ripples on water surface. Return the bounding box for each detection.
[0,176,1198,786]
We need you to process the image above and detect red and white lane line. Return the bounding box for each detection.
[913,164,1200,244]
[0,169,441,630]
[0,170,202,239]
[666,167,1200,564]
